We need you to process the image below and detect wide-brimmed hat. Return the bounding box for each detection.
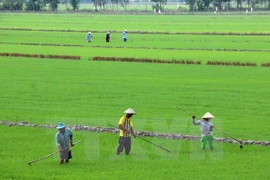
[56,122,65,129]
[202,112,214,119]
[124,108,135,114]
[88,32,91,34]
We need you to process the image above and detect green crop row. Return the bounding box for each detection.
[1,12,270,180]
[1,125,270,180]
[1,13,270,33]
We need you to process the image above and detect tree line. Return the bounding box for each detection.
[0,0,269,11]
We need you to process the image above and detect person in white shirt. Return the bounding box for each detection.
[192,112,214,150]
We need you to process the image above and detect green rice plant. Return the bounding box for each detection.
[1,30,270,51]
[0,12,270,180]
[1,13,270,33]
[0,56,269,141]
[1,43,269,64]
[1,125,269,180]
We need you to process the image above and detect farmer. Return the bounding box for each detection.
[122,30,127,42]
[116,108,136,155]
[55,122,74,164]
[192,112,214,150]
[106,32,110,42]
[86,32,93,43]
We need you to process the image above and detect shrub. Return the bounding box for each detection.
[2,0,23,10]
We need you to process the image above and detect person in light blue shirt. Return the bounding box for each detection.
[122,30,127,42]
[55,122,74,164]
[86,32,93,43]
[192,112,214,150]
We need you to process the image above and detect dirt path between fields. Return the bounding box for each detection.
[1,121,269,146]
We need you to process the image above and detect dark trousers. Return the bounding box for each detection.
[68,150,72,159]
[117,137,131,154]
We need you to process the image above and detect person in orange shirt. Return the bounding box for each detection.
[116,108,136,155]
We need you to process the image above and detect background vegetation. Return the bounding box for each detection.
[0,0,270,12]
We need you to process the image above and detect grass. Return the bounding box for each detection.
[1,12,270,180]
[1,125,270,180]
[1,13,270,32]
[2,30,270,51]
[1,57,269,141]
[1,44,270,64]
[1,13,270,65]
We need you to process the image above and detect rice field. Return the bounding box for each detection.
[0,12,270,180]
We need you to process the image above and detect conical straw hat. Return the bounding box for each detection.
[124,108,136,114]
[202,112,214,118]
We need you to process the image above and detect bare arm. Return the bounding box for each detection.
[119,124,130,133]
[130,127,136,138]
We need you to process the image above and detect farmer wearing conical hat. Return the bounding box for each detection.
[86,32,93,43]
[55,122,74,164]
[116,108,136,155]
[192,112,214,150]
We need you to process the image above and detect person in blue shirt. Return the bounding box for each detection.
[55,122,74,164]
[86,32,93,43]
[122,30,127,42]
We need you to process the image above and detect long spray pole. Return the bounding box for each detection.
[176,106,243,148]
[108,124,170,153]
[28,140,82,165]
